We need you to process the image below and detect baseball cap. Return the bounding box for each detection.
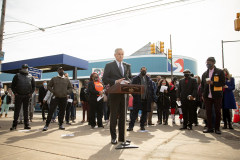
[57,67,64,71]
[22,64,29,68]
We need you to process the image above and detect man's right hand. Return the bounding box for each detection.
[116,78,125,84]
[177,98,180,102]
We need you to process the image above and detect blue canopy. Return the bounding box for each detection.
[1,54,88,74]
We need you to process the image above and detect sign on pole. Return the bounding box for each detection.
[29,67,42,80]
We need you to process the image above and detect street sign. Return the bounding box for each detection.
[29,67,42,80]
[70,80,79,89]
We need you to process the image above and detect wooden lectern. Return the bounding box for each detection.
[107,83,144,149]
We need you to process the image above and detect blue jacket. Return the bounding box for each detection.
[132,74,154,112]
[223,77,236,109]
[152,81,158,103]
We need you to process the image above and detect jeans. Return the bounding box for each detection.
[102,102,108,120]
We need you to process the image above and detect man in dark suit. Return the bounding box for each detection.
[177,69,197,130]
[201,57,225,134]
[102,48,132,144]
[39,81,48,121]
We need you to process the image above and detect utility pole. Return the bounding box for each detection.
[0,0,6,68]
[170,34,173,80]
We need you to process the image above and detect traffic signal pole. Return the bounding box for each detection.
[170,34,173,80]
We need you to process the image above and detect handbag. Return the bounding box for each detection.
[103,95,108,102]
[197,108,207,119]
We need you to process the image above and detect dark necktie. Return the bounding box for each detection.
[119,62,123,77]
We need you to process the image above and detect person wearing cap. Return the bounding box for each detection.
[201,57,225,134]
[10,64,36,130]
[177,69,198,130]
[42,67,73,131]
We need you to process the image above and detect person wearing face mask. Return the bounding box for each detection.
[222,68,236,129]
[88,72,104,128]
[201,57,225,134]
[177,69,198,130]
[156,79,170,125]
[10,64,36,130]
[0,91,12,118]
[169,77,178,124]
[42,67,73,131]
[39,81,49,121]
[127,67,154,131]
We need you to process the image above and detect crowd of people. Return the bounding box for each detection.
[0,49,237,145]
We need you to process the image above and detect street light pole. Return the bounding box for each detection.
[222,40,224,68]
[170,34,173,80]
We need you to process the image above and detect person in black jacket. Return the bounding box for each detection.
[201,57,225,134]
[39,81,48,121]
[127,67,154,130]
[88,72,104,129]
[169,77,178,124]
[0,91,12,117]
[156,79,170,125]
[10,64,36,130]
[177,69,197,130]
[80,80,89,123]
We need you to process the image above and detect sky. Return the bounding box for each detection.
[1,0,240,81]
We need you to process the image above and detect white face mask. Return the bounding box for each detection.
[22,68,28,73]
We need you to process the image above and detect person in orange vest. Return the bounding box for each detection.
[88,72,104,129]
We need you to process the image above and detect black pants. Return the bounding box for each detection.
[106,104,110,120]
[182,100,195,127]
[222,108,231,123]
[41,104,46,119]
[46,97,67,126]
[129,99,148,128]
[109,93,125,140]
[13,94,30,126]
[158,108,167,122]
[65,102,71,122]
[89,99,103,127]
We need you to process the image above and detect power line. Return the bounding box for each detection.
[3,0,204,43]
[3,0,183,39]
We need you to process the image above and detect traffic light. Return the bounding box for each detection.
[234,13,240,31]
[168,49,172,59]
[160,41,164,53]
[150,43,156,54]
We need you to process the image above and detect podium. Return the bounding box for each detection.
[108,84,144,149]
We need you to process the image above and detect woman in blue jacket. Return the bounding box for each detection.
[222,68,236,129]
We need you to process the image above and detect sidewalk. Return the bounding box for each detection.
[0,111,239,160]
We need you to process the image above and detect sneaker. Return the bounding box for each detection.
[81,120,85,123]
[59,125,65,130]
[18,121,23,124]
[66,122,72,125]
[43,125,48,131]
[180,119,183,124]
[215,129,221,134]
[72,120,76,123]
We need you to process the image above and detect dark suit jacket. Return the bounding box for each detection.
[177,77,198,101]
[39,86,48,103]
[200,66,225,99]
[102,60,132,86]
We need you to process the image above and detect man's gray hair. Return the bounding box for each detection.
[114,48,124,54]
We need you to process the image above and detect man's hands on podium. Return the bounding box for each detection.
[115,78,125,84]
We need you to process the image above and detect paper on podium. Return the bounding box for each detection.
[160,86,168,92]
[120,80,130,84]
